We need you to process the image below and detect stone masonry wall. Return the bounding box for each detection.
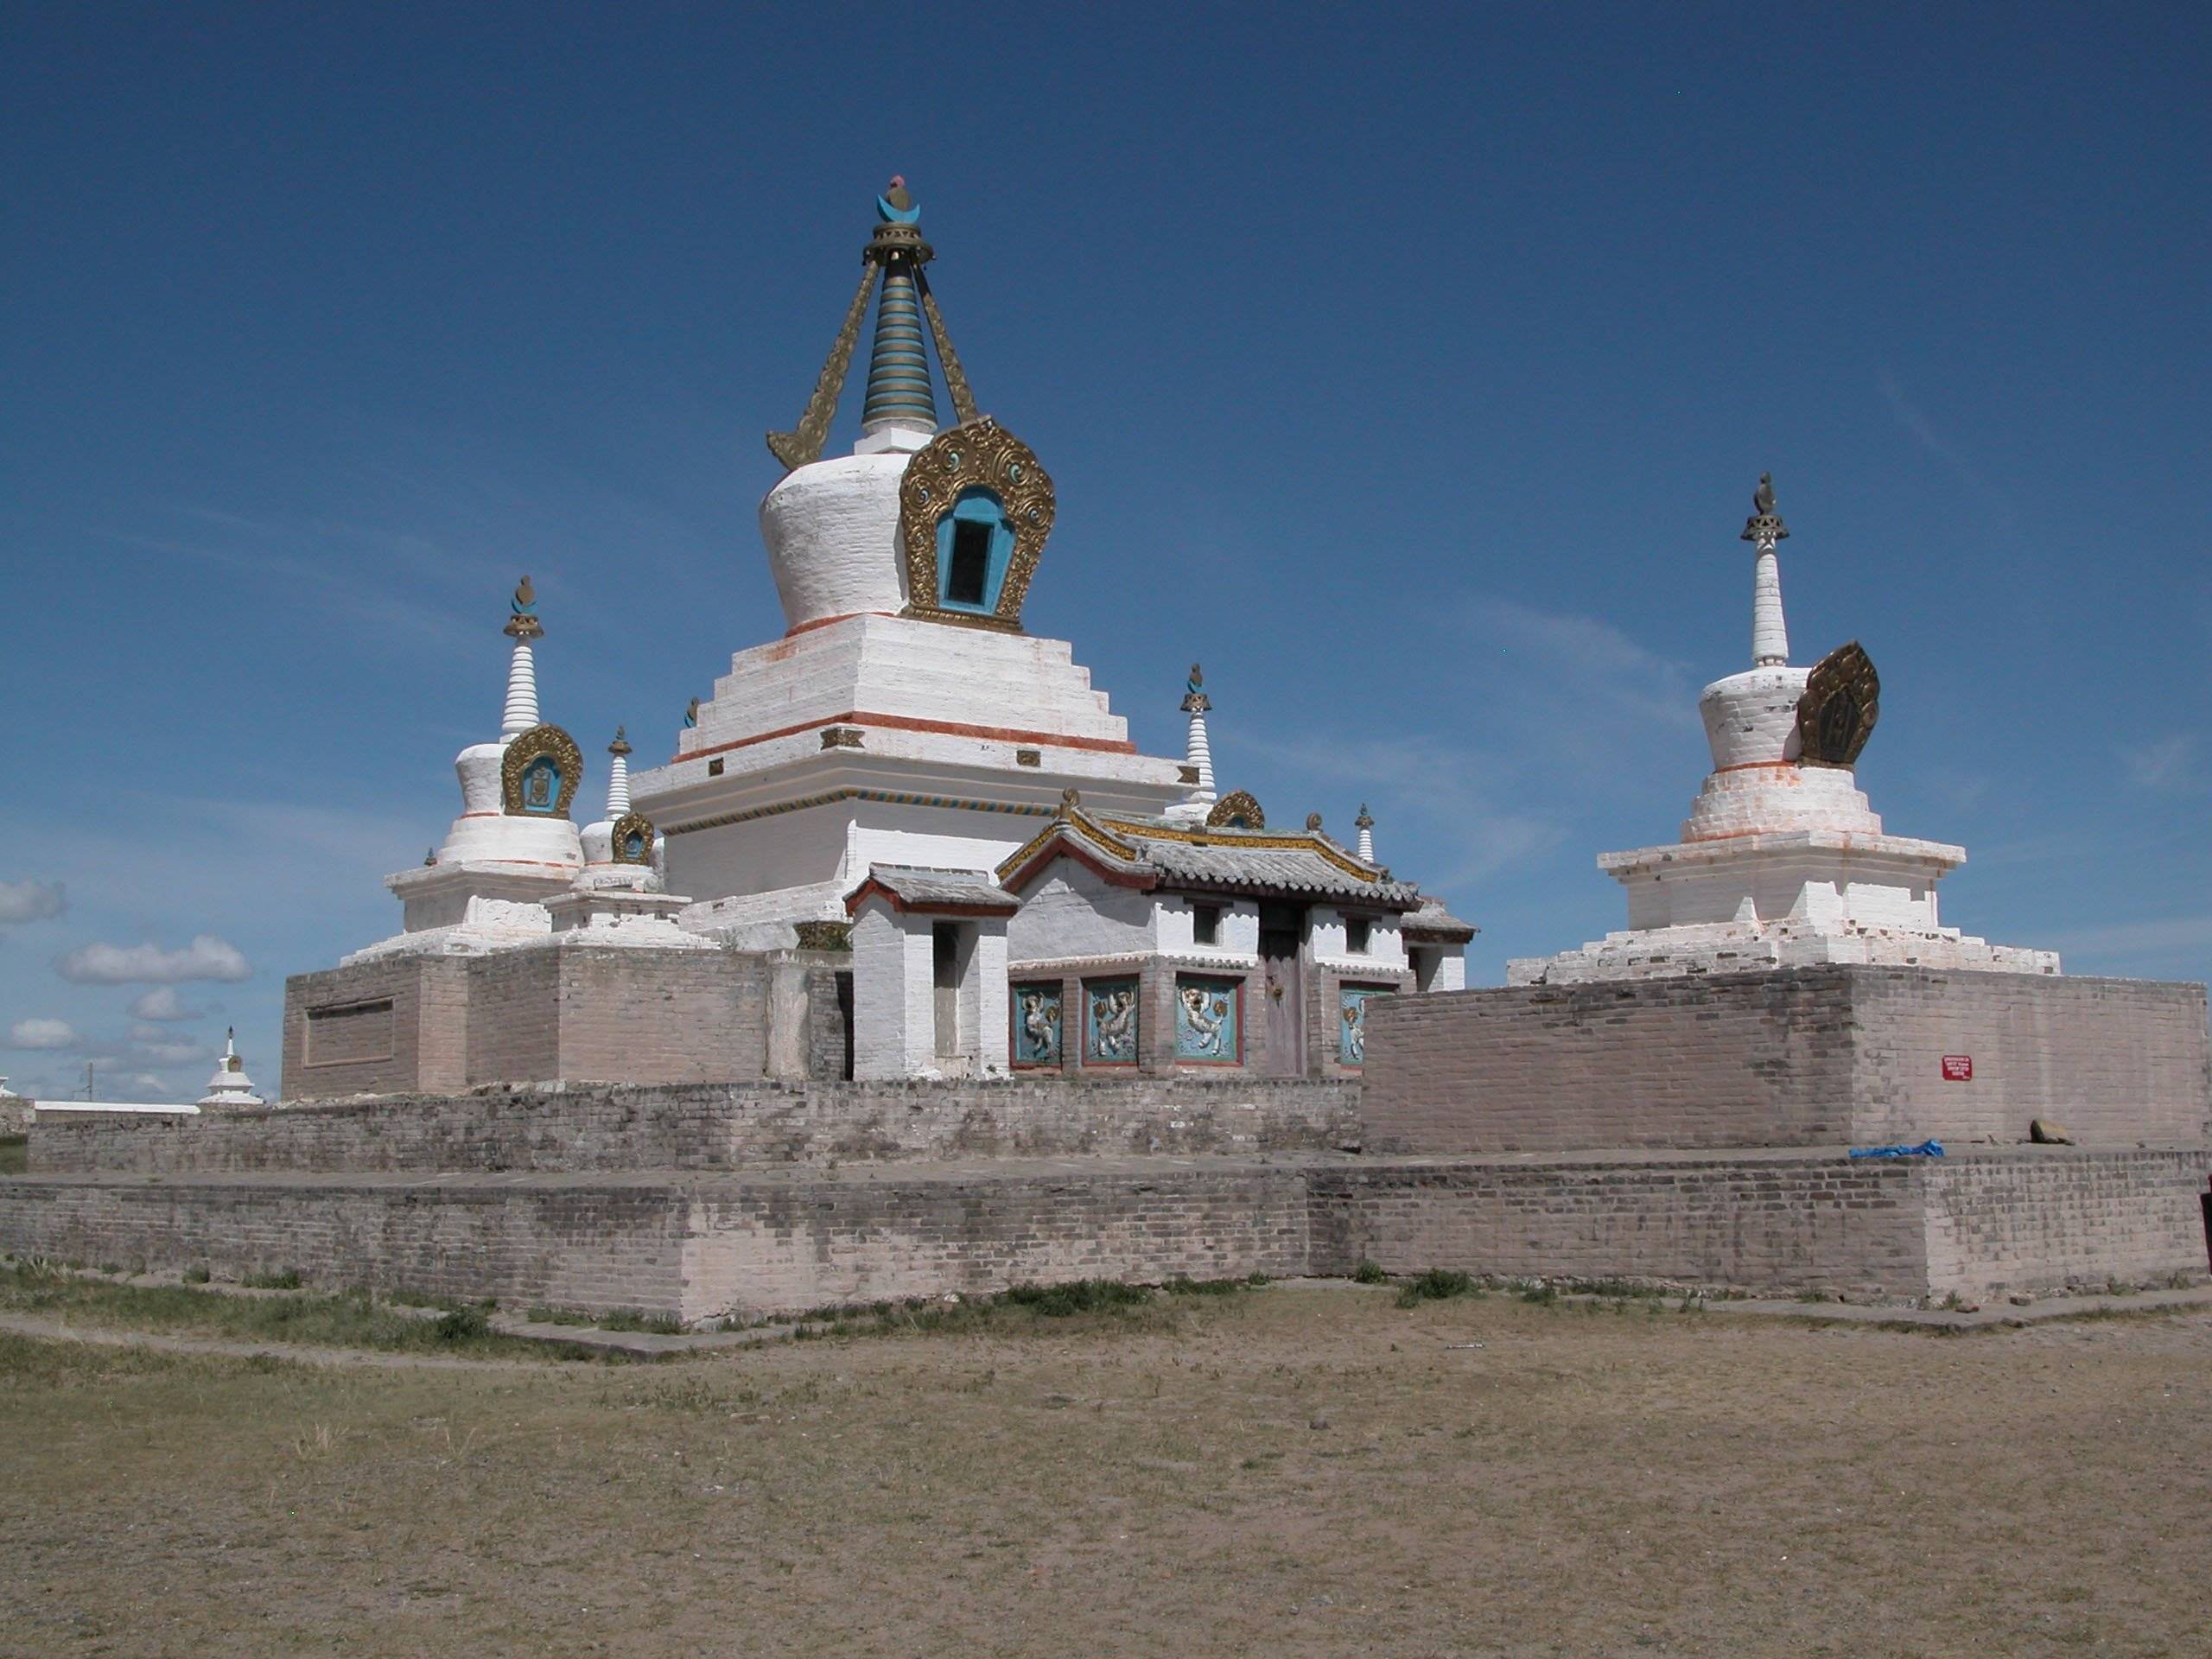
[4,1148,2202,1316]
[1919,1149,2208,1295]
[282,956,471,1100]
[681,1164,1313,1319]
[1309,1154,1929,1294]
[30,1078,1365,1177]
[1361,967,2212,1156]
[1361,972,1859,1154]
[0,1175,690,1317]
[1848,971,2211,1147]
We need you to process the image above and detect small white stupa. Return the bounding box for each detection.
[349,577,587,961]
[1511,474,2057,984]
[198,1028,264,1109]
[1162,664,1218,823]
[543,728,711,946]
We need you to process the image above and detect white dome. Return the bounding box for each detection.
[1698,665,1811,771]
[761,450,918,631]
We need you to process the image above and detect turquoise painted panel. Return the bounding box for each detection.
[1174,976,1242,1064]
[519,756,563,815]
[1011,983,1063,1067]
[1084,978,1140,1065]
[935,487,1014,614]
[1338,985,1387,1065]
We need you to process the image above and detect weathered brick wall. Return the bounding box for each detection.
[1920,1150,2209,1295]
[1363,967,2212,1156]
[1361,972,1858,1153]
[682,1165,1313,1319]
[29,1078,1365,1176]
[1849,972,2211,1147]
[1309,1154,1929,1294]
[282,956,471,1100]
[5,1148,2202,1316]
[0,1175,690,1316]
[550,947,769,1084]
[462,948,563,1084]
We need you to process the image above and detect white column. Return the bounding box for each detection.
[606,750,631,816]
[501,641,541,738]
[1752,543,1789,667]
[1355,808,1376,864]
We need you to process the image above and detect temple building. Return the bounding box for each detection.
[279,181,1471,1095]
[1510,477,2056,984]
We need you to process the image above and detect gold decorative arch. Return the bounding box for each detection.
[1206,790,1266,830]
[500,724,583,817]
[1796,642,1880,767]
[898,417,1056,632]
[609,810,656,865]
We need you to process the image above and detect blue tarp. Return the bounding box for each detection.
[1847,1139,1946,1160]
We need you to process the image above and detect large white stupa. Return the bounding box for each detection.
[629,180,1184,947]
[1510,476,2057,984]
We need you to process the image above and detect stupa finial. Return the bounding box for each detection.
[1355,804,1376,865]
[499,575,543,738]
[1165,663,1218,822]
[503,573,543,641]
[1740,474,1790,667]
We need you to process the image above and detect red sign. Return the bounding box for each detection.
[1941,1055,1974,1082]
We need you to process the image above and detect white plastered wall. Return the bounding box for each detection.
[850,900,937,1080]
[1007,864,1158,964]
[1308,906,1408,971]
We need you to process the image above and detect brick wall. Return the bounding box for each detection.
[681,1164,1313,1319]
[283,956,471,1100]
[29,1077,1366,1176]
[0,1175,690,1317]
[285,944,782,1100]
[1363,967,2212,1156]
[1920,1149,2208,1295]
[1362,972,1858,1153]
[4,1147,2202,1317]
[1848,971,2211,1147]
[1310,1154,1928,1294]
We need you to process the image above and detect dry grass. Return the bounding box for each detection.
[3,1286,2208,1657]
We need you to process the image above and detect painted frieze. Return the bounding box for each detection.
[1084,977,1140,1066]
[1011,983,1063,1068]
[1174,975,1242,1065]
[1338,984,1390,1067]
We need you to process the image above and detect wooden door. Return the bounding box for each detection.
[1259,904,1306,1077]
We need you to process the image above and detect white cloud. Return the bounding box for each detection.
[2120,734,2206,796]
[55,934,251,985]
[9,1018,79,1050]
[130,1038,208,1066]
[127,987,200,1022]
[0,880,67,925]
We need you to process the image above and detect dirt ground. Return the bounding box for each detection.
[3,1285,2208,1658]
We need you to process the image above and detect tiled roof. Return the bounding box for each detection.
[849,864,1019,915]
[999,809,1424,910]
[1402,895,1478,941]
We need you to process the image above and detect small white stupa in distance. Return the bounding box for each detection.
[1510,474,2057,984]
[198,1027,264,1109]
[349,576,587,962]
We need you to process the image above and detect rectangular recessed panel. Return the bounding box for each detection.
[305,998,395,1066]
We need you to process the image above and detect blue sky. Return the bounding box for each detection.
[3,4,2207,1100]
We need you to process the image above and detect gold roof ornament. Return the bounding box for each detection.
[1796,641,1881,767]
[1207,790,1265,830]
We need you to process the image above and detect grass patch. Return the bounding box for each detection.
[1395,1269,1478,1307]
[241,1268,302,1290]
[0,1262,598,1360]
[0,1135,26,1177]
[1352,1260,1391,1285]
[1002,1279,1153,1318]
[1164,1275,1247,1298]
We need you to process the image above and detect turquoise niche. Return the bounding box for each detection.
[1174,976,1242,1065]
[1338,985,1386,1066]
[1083,978,1140,1065]
[935,488,1014,615]
[620,830,647,860]
[1011,983,1062,1067]
[519,756,563,815]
